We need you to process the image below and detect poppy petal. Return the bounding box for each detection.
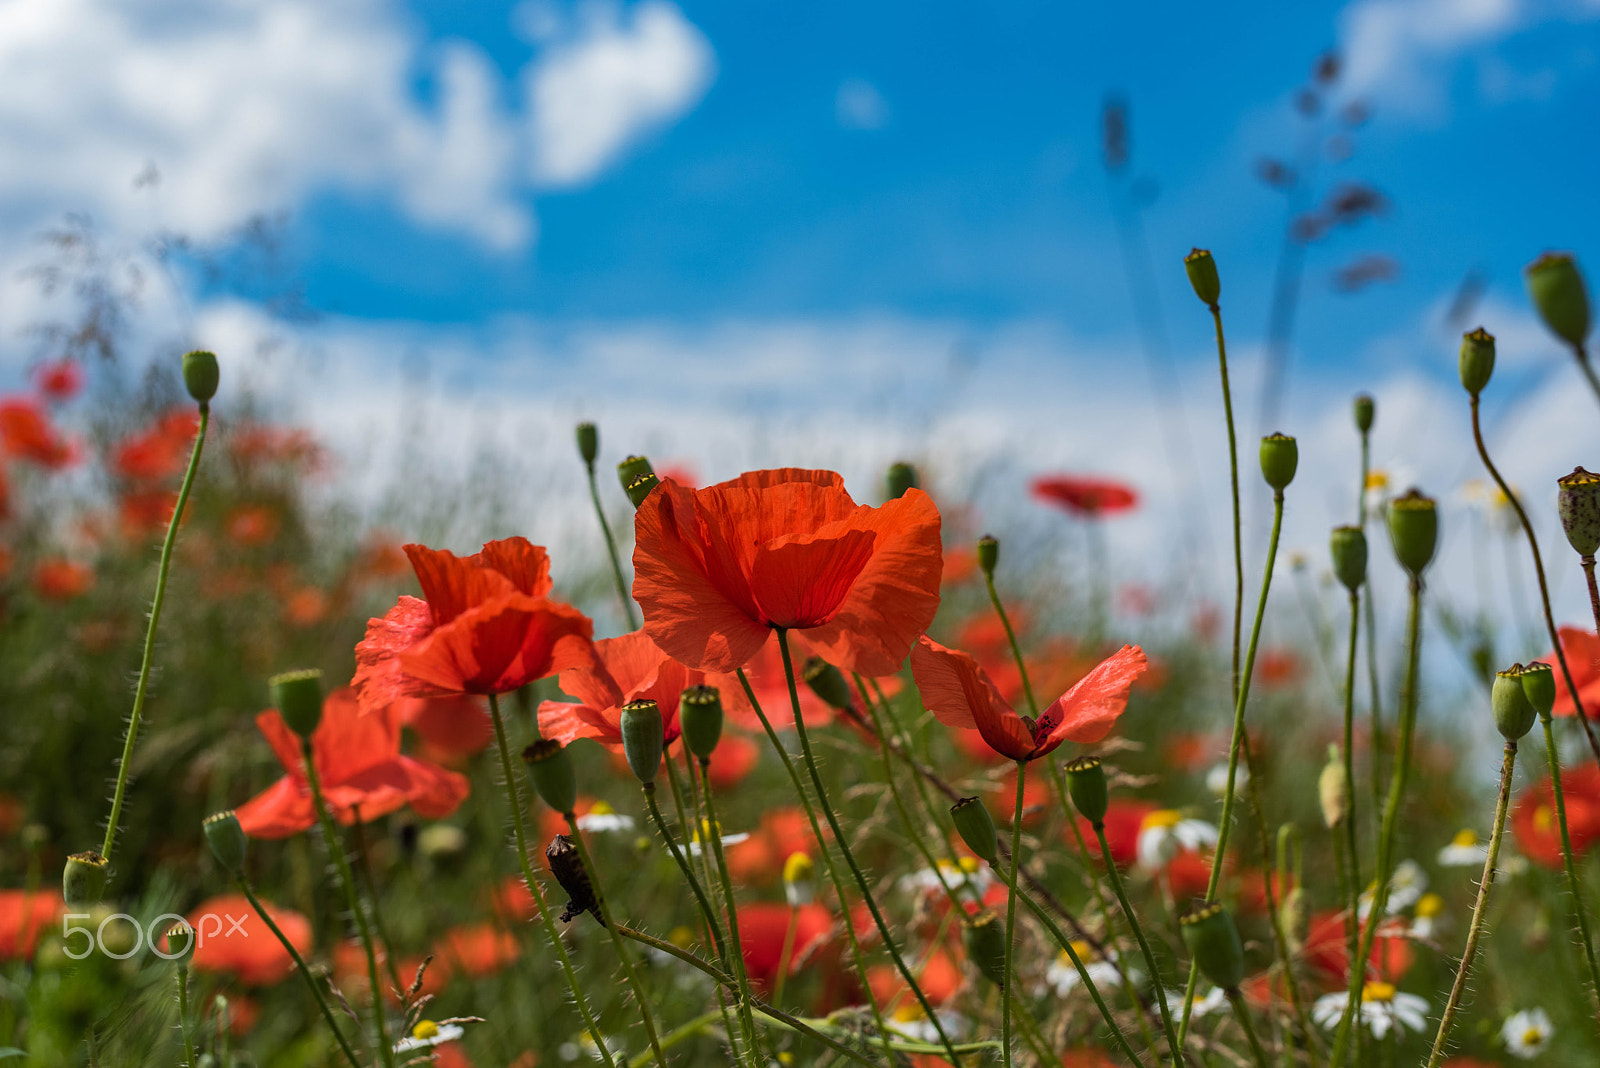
[404,544,519,626]
[910,637,1031,760]
[537,700,618,746]
[470,536,554,598]
[399,595,595,696]
[353,595,435,712]
[750,528,877,629]
[235,776,315,839]
[1036,644,1147,746]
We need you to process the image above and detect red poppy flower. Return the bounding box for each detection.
[867,948,963,1007]
[332,940,448,1003]
[353,537,596,706]
[0,890,64,960]
[632,469,943,676]
[400,695,494,760]
[188,893,311,985]
[434,923,519,978]
[911,638,1146,762]
[1545,626,1600,717]
[1071,800,1158,866]
[282,587,329,628]
[226,504,281,547]
[229,422,322,470]
[33,558,93,600]
[1301,909,1413,989]
[112,409,198,481]
[990,766,1055,826]
[737,902,834,992]
[118,488,180,539]
[726,807,819,885]
[1513,764,1600,868]
[234,687,470,838]
[0,396,75,468]
[33,358,83,402]
[706,732,760,788]
[1031,475,1139,517]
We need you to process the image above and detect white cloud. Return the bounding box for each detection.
[1340,0,1522,105]
[525,1,715,187]
[835,78,890,131]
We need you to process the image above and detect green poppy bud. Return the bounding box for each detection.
[1387,489,1438,578]
[1185,248,1221,307]
[165,921,196,962]
[1318,746,1346,829]
[963,910,1009,988]
[801,656,854,712]
[1329,525,1368,593]
[1520,661,1557,722]
[181,350,219,406]
[886,462,919,500]
[977,534,999,577]
[575,422,599,466]
[1353,393,1375,434]
[625,471,660,508]
[1259,432,1298,491]
[63,851,109,909]
[1492,665,1536,741]
[1558,467,1600,557]
[1181,902,1245,991]
[619,699,664,783]
[522,740,578,814]
[617,455,654,493]
[1526,252,1590,350]
[269,669,324,738]
[1458,327,1496,397]
[1064,756,1108,825]
[949,796,1000,866]
[679,685,724,761]
[203,811,248,874]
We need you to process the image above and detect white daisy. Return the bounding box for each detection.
[1409,893,1445,940]
[1205,762,1248,798]
[1136,810,1218,872]
[1312,982,1428,1039]
[1191,987,1229,1018]
[897,857,993,898]
[685,817,749,857]
[1502,1007,1553,1059]
[1437,828,1490,867]
[576,801,635,834]
[1043,942,1138,996]
[395,1020,465,1052]
[1359,858,1428,918]
[887,1005,969,1043]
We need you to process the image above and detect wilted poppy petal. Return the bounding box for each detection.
[1036,644,1147,747]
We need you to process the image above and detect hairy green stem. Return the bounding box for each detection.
[175,964,197,1068]
[695,759,765,1065]
[1227,989,1271,1068]
[1539,712,1600,1013]
[1339,591,1364,998]
[1358,426,1383,815]
[1094,823,1183,1066]
[644,781,729,965]
[1001,761,1026,1068]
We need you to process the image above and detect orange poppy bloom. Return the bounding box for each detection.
[332,940,449,1003]
[1545,626,1600,716]
[400,695,494,760]
[234,687,470,838]
[226,504,281,547]
[118,488,180,539]
[188,893,312,986]
[0,396,75,468]
[0,890,64,961]
[434,923,520,978]
[1071,801,1155,867]
[1302,909,1413,989]
[33,358,84,402]
[911,637,1146,762]
[1031,475,1138,516]
[353,537,596,706]
[737,901,835,993]
[725,806,819,885]
[112,409,198,481]
[632,469,943,676]
[1513,764,1600,868]
[33,558,94,600]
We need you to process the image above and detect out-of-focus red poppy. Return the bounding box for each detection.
[1030,476,1138,517]
[912,637,1146,762]
[726,807,818,885]
[942,545,978,587]
[737,902,834,992]
[656,462,699,487]
[33,559,93,600]
[211,993,260,1036]
[434,923,519,977]
[1545,628,1600,717]
[112,409,197,481]
[226,504,281,547]
[0,396,75,468]
[0,544,11,581]
[33,358,84,402]
[188,893,311,985]
[1255,648,1302,688]
[283,587,328,628]
[1302,910,1413,989]
[867,948,964,1008]
[0,793,22,837]
[990,766,1054,826]
[0,890,64,960]
[230,423,322,470]
[359,537,412,579]
[234,687,469,838]
[332,940,448,1003]
[1513,764,1600,868]
[1166,850,1213,900]
[730,631,836,730]
[354,538,596,707]
[632,469,943,676]
[118,488,179,539]
[400,695,493,760]
[706,732,760,789]
[1072,800,1158,867]
[0,467,9,522]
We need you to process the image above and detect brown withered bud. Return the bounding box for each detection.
[546,835,603,926]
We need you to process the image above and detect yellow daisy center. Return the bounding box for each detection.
[589,800,615,816]
[1415,893,1444,919]
[783,851,813,885]
[1360,981,1396,1003]
[1142,809,1183,831]
[1523,1027,1543,1046]
[1366,471,1390,491]
[958,856,982,874]
[412,1020,440,1040]
[1450,829,1477,848]
[892,1003,925,1023]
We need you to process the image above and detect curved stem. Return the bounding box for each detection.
[101,405,210,862]
[486,694,617,1068]
[1094,823,1183,1065]
[1425,741,1516,1067]
[1001,761,1026,1068]
[695,759,765,1065]
[1539,713,1600,1012]
[1209,302,1245,702]
[585,459,639,630]
[1226,989,1271,1068]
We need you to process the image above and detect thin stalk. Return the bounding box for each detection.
[1001,761,1027,1068]
[1571,341,1600,409]
[486,694,617,1068]
[584,457,639,630]
[1538,712,1600,1012]
[982,572,1039,716]
[643,781,729,966]
[1358,427,1383,815]
[773,907,799,1009]
[1093,823,1183,1066]
[1425,741,1517,1067]
[100,405,210,862]
[696,759,766,1065]
[1227,989,1272,1068]
[628,1010,722,1068]
[1207,301,1246,704]
[1584,557,1600,637]
[235,878,362,1068]
[175,964,197,1068]
[1340,591,1363,948]
[773,629,964,1065]
[1471,396,1600,769]
[302,739,394,1068]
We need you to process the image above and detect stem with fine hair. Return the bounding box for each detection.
[1425,740,1517,1067]
[486,693,617,1068]
[1339,591,1364,988]
[1092,822,1183,1065]
[1470,396,1600,769]
[694,758,765,1065]
[1000,761,1026,1068]
[175,963,197,1068]
[583,453,639,630]
[643,781,729,966]
[100,405,210,864]
[1584,556,1600,637]
[1227,989,1272,1068]
[1538,711,1600,1012]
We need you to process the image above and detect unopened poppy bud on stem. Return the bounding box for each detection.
[617,455,654,492]
[620,699,664,783]
[1185,248,1221,307]
[1353,393,1375,433]
[522,740,578,815]
[886,462,919,500]
[1318,746,1346,828]
[1459,328,1496,397]
[977,534,999,577]
[575,422,599,466]
[1558,467,1600,557]
[269,669,324,738]
[166,921,196,961]
[1520,661,1557,721]
[1065,756,1108,825]
[1259,432,1298,491]
[1181,902,1245,991]
[1387,489,1438,578]
[964,910,1009,987]
[1525,252,1590,350]
[1329,525,1367,593]
[203,811,247,873]
[63,851,109,909]
[679,685,724,760]
[625,471,660,508]
[950,796,1000,866]
[1493,666,1537,741]
[181,349,219,406]
[801,656,853,712]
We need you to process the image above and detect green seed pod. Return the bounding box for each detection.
[801,656,854,712]
[63,851,109,909]
[575,422,599,466]
[617,455,655,493]
[1520,661,1557,722]
[1318,746,1346,829]
[977,534,999,577]
[679,685,724,760]
[1329,525,1368,593]
[1181,902,1245,991]
[269,669,324,738]
[1353,393,1375,434]
[963,910,1009,988]
[182,350,219,405]
[165,921,196,962]
[203,811,248,874]
[1492,665,1537,741]
[625,471,660,508]
[522,740,578,814]
[1185,248,1221,307]
[1558,467,1600,557]
[1064,756,1108,825]
[1458,327,1496,397]
[619,699,664,783]
[1259,432,1298,491]
[886,462,919,500]
[1526,252,1590,350]
[1386,489,1438,578]
[949,796,1000,866]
